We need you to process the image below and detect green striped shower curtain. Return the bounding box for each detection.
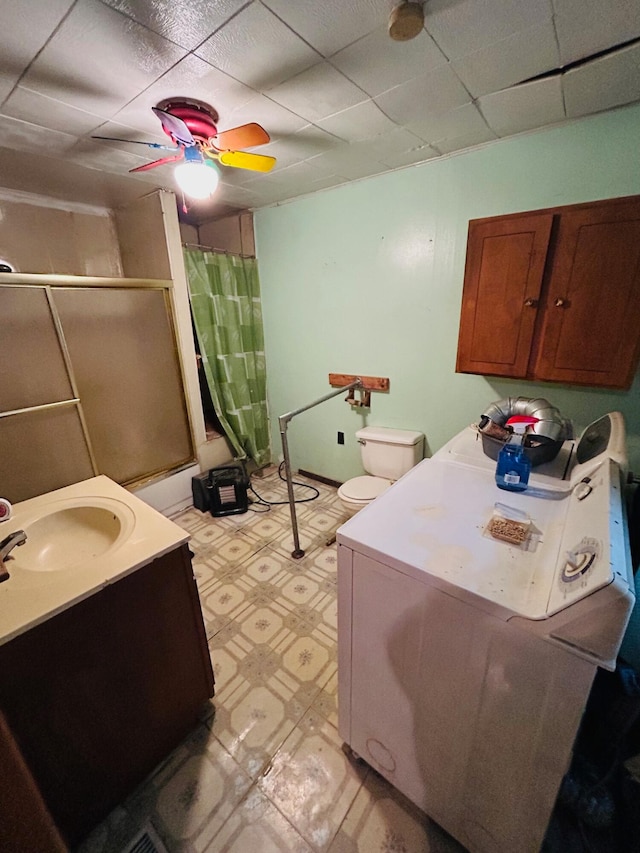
[184,248,271,468]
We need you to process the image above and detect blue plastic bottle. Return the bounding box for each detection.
[495,442,531,492]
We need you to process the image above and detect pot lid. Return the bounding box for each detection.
[340,476,390,501]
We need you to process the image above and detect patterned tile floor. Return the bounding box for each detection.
[78,468,465,853]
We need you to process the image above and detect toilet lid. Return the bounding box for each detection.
[340,476,390,502]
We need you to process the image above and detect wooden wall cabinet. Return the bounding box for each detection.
[456,195,640,389]
[0,544,214,847]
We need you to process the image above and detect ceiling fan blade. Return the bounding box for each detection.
[152,107,195,146]
[92,135,176,150]
[211,123,270,151]
[129,152,184,173]
[217,150,276,172]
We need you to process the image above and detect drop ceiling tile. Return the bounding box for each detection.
[67,138,152,172]
[259,125,341,167]
[220,94,309,140]
[268,62,369,123]
[3,86,109,135]
[434,125,498,154]
[0,0,74,103]
[330,26,447,97]
[452,22,560,98]
[375,144,440,169]
[554,0,640,65]
[195,3,322,91]
[425,0,552,60]
[306,146,388,180]
[479,76,565,137]
[563,42,640,117]
[261,0,388,57]
[351,127,429,162]
[317,100,397,141]
[101,0,247,51]
[0,114,78,155]
[374,65,471,124]
[408,102,492,144]
[110,54,257,138]
[20,0,188,117]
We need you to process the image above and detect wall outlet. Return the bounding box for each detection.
[337,431,345,445]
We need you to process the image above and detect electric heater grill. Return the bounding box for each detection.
[192,462,249,517]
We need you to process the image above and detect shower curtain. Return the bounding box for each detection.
[184,248,270,468]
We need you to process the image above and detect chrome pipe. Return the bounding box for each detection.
[279,379,363,558]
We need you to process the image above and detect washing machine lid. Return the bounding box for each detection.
[341,476,390,502]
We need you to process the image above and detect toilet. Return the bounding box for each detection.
[338,426,425,516]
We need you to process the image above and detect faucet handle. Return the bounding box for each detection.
[0,499,12,522]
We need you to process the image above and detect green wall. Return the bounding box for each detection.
[255,104,640,483]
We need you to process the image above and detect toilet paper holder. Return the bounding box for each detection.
[345,387,371,408]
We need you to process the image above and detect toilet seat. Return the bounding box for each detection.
[338,475,391,504]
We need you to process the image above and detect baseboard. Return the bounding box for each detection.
[298,469,342,489]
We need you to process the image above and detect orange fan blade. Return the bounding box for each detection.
[218,150,276,172]
[210,123,270,151]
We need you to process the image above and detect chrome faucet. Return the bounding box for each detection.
[0,530,27,581]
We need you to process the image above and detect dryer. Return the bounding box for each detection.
[336,413,634,853]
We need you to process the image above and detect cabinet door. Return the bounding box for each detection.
[456,213,553,378]
[0,545,214,846]
[533,197,640,388]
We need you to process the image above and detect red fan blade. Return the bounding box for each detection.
[210,123,270,151]
[152,107,195,146]
[129,152,184,173]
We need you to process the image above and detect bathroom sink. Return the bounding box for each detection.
[10,498,136,573]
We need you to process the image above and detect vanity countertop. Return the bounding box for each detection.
[0,475,189,646]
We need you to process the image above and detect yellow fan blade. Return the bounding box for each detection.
[218,150,276,173]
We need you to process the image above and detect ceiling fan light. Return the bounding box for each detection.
[174,160,220,199]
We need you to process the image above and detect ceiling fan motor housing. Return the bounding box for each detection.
[162,102,218,145]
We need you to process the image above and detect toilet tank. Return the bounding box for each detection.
[356,426,424,480]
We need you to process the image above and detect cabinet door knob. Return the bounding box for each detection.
[524,298,538,308]
[554,297,567,307]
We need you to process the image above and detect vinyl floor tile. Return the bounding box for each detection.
[76,471,460,853]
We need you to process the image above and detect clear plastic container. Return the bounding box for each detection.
[485,503,531,546]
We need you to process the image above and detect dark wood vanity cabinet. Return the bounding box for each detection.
[0,544,214,847]
[456,195,640,389]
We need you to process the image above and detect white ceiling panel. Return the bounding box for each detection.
[452,22,560,98]
[563,42,640,118]
[261,0,394,57]
[374,66,471,125]
[109,54,257,138]
[195,3,322,91]
[425,0,553,60]
[352,127,431,162]
[100,0,248,51]
[0,0,637,217]
[20,0,188,116]
[306,146,389,180]
[0,114,78,156]
[553,0,640,65]
[259,125,342,166]
[375,142,440,169]
[267,62,369,123]
[408,103,492,145]
[3,87,109,136]
[317,101,397,142]
[330,26,447,98]
[479,76,566,137]
[0,0,75,103]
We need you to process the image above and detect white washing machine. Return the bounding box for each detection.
[336,413,634,853]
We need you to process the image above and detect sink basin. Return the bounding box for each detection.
[10,498,136,573]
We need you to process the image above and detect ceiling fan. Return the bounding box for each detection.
[93,100,276,199]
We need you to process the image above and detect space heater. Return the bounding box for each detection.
[192,462,249,517]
